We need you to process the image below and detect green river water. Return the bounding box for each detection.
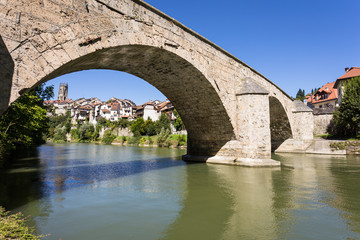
[1,143,360,240]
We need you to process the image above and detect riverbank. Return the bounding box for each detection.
[0,207,42,239]
[48,133,187,149]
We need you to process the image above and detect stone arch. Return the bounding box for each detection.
[0,0,314,165]
[36,45,235,156]
[269,96,293,151]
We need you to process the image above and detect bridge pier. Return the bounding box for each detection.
[184,78,280,167]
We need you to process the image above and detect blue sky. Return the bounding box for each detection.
[46,0,360,104]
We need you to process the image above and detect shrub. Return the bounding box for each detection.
[111,118,131,129]
[139,136,152,145]
[171,134,187,146]
[157,128,171,147]
[53,125,67,143]
[127,136,140,145]
[330,142,346,150]
[0,207,42,239]
[101,130,116,144]
[131,117,145,136]
[78,123,95,142]
[173,109,185,131]
[97,117,108,127]
[155,114,171,134]
[70,129,80,141]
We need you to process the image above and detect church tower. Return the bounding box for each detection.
[58,83,68,101]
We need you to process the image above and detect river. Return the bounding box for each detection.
[1,143,360,240]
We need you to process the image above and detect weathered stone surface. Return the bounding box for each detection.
[183,155,280,167]
[236,77,270,95]
[293,100,313,112]
[313,113,333,135]
[276,139,347,155]
[0,0,314,166]
[269,96,292,150]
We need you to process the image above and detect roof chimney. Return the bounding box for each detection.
[345,67,350,72]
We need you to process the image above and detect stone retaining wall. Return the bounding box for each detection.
[313,113,333,135]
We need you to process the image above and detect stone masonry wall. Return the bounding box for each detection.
[313,114,333,135]
[0,0,313,160]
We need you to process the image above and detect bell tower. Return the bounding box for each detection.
[58,83,68,101]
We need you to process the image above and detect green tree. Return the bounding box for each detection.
[295,88,306,101]
[156,128,172,147]
[70,129,80,141]
[173,109,185,131]
[155,113,171,134]
[101,130,116,144]
[78,122,95,142]
[97,117,108,126]
[143,118,156,136]
[118,118,130,128]
[48,111,71,139]
[131,117,145,136]
[331,76,360,137]
[0,84,53,162]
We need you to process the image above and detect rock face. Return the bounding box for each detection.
[0,0,313,165]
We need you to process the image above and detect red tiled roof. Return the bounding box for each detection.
[142,101,153,106]
[102,109,110,113]
[338,67,360,80]
[157,101,170,110]
[307,81,338,105]
[111,103,119,111]
[79,106,91,110]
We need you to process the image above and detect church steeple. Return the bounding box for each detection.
[58,83,68,101]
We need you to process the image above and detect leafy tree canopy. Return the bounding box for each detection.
[173,109,185,131]
[0,84,54,161]
[295,88,306,101]
[330,76,360,137]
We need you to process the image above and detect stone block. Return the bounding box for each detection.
[41,49,63,70]
[0,18,20,41]
[69,22,84,38]
[30,34,49,53]
[29,6,65,26]
[61,41,80,60]
[34,55,54,74]
[40,32,59,48]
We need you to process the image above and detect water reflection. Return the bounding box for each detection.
[161,163,234,240]
[162,153,360,240]
[1,145,360,240]
[0,149,44,210]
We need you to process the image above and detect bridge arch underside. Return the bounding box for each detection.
[38,45,235,156]
[269,96,292,151]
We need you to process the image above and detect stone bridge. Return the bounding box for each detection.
[0,0,313,166]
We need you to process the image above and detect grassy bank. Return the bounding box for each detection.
[112,134,187,148]
[0,207,43,239]
[48,130,187,149]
